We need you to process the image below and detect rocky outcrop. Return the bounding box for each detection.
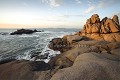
[65,35,89,44]
[82,14,120,34]
[112,15,119,24]
[48,38,71,52]
[51,15,120,44]
[48,40,120,69]
[51,52,120,80]
[46,14,120,80]
[80,14,120,42]
[10,29,43,35]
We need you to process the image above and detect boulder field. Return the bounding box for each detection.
[0,14,120,80]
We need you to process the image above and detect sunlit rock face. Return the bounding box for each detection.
[82,14,120,34]
[80,14,120,42]
[112,15,119,24]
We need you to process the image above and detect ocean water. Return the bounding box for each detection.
[0,28,79,62]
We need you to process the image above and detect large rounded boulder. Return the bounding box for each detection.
[48,38,70,52]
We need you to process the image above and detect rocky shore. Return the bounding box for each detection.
[0,14,120,80]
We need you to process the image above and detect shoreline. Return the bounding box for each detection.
[0,14,120,80]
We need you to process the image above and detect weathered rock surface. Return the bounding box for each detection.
[51,52,120,80]
[10,29,43,35]
[48,38,71,52]
[82,14,120,34]
[79,14,120,42]
[0,60,51,80]
[112,15,119,24]
[65,35,89,44]
[48,40,120,68]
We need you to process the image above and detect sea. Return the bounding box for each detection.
[0,28,79,62]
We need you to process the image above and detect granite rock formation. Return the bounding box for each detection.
[80,14,120,42]
[82,14,120,34]
[48,38,71,52]
[47,14,120,80]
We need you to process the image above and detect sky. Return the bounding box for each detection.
[0,0,120,28]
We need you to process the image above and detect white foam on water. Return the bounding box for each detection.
[19,34,39,38]
[0,28,77,62]
[16,50,31,60]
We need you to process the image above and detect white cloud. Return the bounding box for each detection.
[98,0,116,8]
[84,1,95,14]
[42,0,61,7]
[83,0,118,14]
[60,14,85,18]
[23,2,28,7]
[75,0,81,4]
[87,1,92,6]
[50,0,60,7]
[84,5,95,14]
[98,0,106,8]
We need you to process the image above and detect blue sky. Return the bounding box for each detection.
[0,0,120,28]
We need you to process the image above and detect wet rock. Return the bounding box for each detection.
[0,58,16,65]
[31,52,41,59]
[48,38,70,52]
[30,61,51,71]
[10,29,43,35]
[34,52,50,60]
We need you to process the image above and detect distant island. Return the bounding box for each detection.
[10,29,44,35]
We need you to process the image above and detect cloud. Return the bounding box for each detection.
[42,0,61,7]
[75,0,81,4]
[23,2,28,7]
[33,15,66,22]
[98,0,106,8]
[60,14,85,18]
[50,0,60,7]
[84,5,95,14]
[84,0,116,14]
[84,1,95,14]
[98,0,116,8]
[33,19,64,22]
